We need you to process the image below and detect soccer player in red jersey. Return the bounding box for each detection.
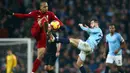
[1,1,64,73]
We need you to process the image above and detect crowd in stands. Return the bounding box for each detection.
[0,0,130,73]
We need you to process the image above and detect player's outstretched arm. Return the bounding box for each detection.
[13,11,36,18]
[1,7,35,18]
[78,23,91,33]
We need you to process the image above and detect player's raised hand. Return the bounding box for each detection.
[79,23,88,28]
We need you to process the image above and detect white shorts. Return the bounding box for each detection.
[106,54,122,66]
[78,40,92,61]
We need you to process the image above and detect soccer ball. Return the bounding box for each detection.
[50,20,60,30]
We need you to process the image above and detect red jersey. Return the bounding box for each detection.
[14,10,63,48]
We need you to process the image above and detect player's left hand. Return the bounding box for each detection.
[56,51,60,57]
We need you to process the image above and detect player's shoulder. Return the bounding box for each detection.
[115,32,121,36]
[30,10,38,12]
[29,10,39,14]
[42,11,55,15]
[97,27,103,33]
[106,33,110,37]
[96,27,102,31]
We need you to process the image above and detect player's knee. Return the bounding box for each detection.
[76,61,83,68]
[38,53,44,59]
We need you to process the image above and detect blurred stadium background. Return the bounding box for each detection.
[0,0,130,73]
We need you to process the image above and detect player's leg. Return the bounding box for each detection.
[105,54,114,73]
[32,47,46,73]
[44,53,57,73]
[69,38,80,47]
[6,67,11,73]
[77,51,87,73]
[50,35,92,52]
[53,36,92,52]
[115,55,124,73]
[45,65,55,73]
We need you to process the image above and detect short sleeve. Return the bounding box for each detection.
[118,33,124,42]
[105,35,108,43]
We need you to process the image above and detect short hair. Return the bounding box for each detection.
[109,24,117,29]
[40,0,48,8]
[88,18,99,24]
[7,48,12,52]
[40,0,48,3]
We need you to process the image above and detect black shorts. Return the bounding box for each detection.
[44,53,57,66]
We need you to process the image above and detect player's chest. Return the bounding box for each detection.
[107,35,118,43]
[7,56,13,61]
[36,14,50,22]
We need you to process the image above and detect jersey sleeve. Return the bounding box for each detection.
[79,25,91,33]
[50,12,63,26]
[89,28,101,33]
[13,11,36,18]
[118,33,124,42]
[105,35,108,43]
[80,26,100,34]
[13,55,17,67]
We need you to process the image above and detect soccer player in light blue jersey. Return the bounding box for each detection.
[104,25,127,73]
[50,19,103,73]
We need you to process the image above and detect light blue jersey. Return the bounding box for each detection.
[80,26,103,50]
[106,33,124,55]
